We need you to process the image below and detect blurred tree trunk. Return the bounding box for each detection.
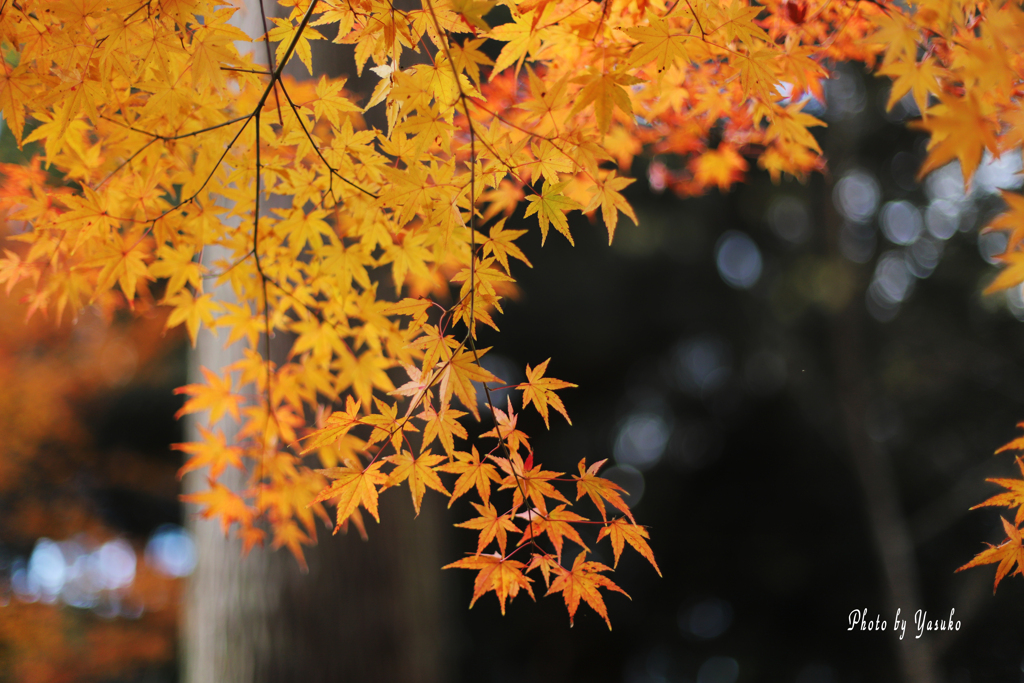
[182,4,451,683]
[183,455,450,683]
[823,177,940,683]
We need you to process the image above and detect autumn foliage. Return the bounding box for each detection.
[0,214,180,680]
[0,0,1022,623]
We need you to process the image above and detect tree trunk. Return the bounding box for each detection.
[182,4,451,682]
[183,454,451,683]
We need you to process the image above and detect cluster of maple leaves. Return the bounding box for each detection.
[0,0,1021,622]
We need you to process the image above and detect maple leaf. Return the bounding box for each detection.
[174,366,244,424]
[174,425,245,480]
[0,65,37,143]
[482,218,532,274]
[971,463,1024,528]
[311,75,362,127]
[569,68,642,135]
[524,180,582,246]
[984,191,1024,254]
[517,358,576,428]
[456,502,520,554]
[190,9,249,91]
[546,551,629,629]
[450,0,496,31]
[527,552,560,589]
[301,395,364,454]
[89,232,151,303]
[736,50,777,102]
[383,450,450,515]
[916,92,999,185]
[311,461,388,532]
[520,504,587,561]
[444,554,535,614]
[494,451,570,514]
[481,398,531,456]
[165,290,221,346]
[584,172,637,244]
[574,458,634,522]
[449,37,493,88]
[408,325,459,379]
[266,16,326,74]
[691,145,748,193]
[598,517,661,576]
[867,13,920,66]
[390,364,433,412]
[984,252,1024,295]
[957,517,1024,593]
[488,12,545,76]
[382,297,434,328]
[181,479,255,535]
[364,396,420,452]
[271,520,313,573]
[439,446,503,507]
[438,347,502,420]
[625,17,694,72]
[419,403,469,458]
[338,348,396,410]
[879,56,945,117]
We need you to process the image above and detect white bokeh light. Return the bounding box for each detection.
[614,413,671,471]
[145,525,197,578]
[872,251,914,304]
[715,231,762,290]
[834,170,880,223]
[925,200,960,240]
[974,149,1024,195]
[880,200,923,245]
[95,539,136,590]
[28,539,67,600]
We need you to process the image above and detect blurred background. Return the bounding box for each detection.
[3,62,1024,682]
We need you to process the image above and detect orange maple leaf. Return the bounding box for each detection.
[181,478,255,535]
[174,425,245,480]
[174,366,244,424]
[546,551,629,629]
[574,458,634,522]
[916,92,999,185]
[494,451,569,514]
[270,520,313,573]
[519,504,587,561]
[958,516,1024,593]
[444,554,535,614]
[456,502,520,554]
[598,517,661,576]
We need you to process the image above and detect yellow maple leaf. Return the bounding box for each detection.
[584,171,637,244]
[517,358,576,428]
[311,461,388,531]
[384,450,450,515]
[524,180,582,246]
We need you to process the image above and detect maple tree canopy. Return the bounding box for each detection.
[0,0,1022,623]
